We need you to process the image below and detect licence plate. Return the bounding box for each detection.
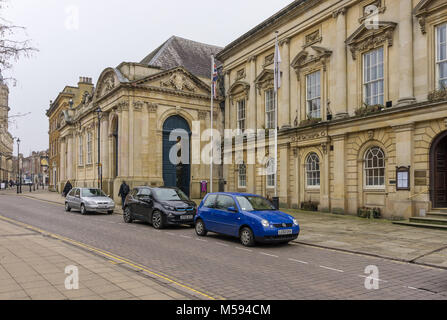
[278,229,293,235]
[181,215,193,220]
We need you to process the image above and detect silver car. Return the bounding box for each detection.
[65,188,115,215]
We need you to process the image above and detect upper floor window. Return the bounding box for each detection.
[238,163,247,188]
[436,24,447,89]
[306,71,321,119]
[87,131,93,165]
[78,135,84,166]
[306,153,320,187]
[265,89,275,129]
[363,47,384,105]
[364,147,385,188]
[237,99,246,132]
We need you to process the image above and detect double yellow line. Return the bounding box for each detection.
[0,213,219,300]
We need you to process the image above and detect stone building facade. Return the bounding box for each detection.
[58,36,223,203]
[46,78,94,192]
[0,74,13,183]
[216,0,447,218]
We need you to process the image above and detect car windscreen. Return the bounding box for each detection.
[81,189,106,198]
[236,196,276,212]
[153,188,189,201]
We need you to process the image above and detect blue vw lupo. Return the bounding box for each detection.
[194,193,300,247]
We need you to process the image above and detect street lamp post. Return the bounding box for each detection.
[95,106,103,190]
[16,138,21,194]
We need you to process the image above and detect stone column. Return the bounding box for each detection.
[333,7,348,118]
[331,134,346,213]
[66,134,73,181]
[279,145,289,206]
[397,0,416,106]
[119,104,129,178]
[280,38,291,128]
[60,138,66,183]
[247,56,257,194]
[223,70,231,190]
[101,114,109,181]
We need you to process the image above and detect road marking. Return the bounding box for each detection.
[320,265,344,273]
[0,213,218,301]
[405,286,435,294]
[288,258,309,264]
[215,242,229,247]
[235,247,253,252]
[166,232,176,236]
[260,252,278,258]
[180,235,192,239]
[196,238,208,242]
[358,275,388,283]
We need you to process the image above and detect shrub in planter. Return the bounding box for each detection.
[357,207,368,218]
[354,104,384,117]
[299,118,322,127]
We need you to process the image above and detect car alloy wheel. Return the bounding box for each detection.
[195,220,207,237]
[152,211,164,229]
[240,227,255,247]
[123,207,133,223]
[80,204,87,215]
[65,202,71,212]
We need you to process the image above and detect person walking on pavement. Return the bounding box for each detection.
[62,180,73,197]
[118,181,130,209]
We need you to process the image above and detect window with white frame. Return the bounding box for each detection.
[78,135,84,166]
[237,99,246,132]
[265,89,275,129]
[266,157,276,188]
[363,47,384,106]
[306,71,321,119]
[306,153,320,187]
[436,23,447,89]
[87,131,93,165]
[238,163,247,188]
[364,147,385,188]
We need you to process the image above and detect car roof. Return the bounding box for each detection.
[206,192,260,197]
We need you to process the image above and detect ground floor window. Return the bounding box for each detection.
[364,146,385,188]
[306,153,320,187]
[238,163,247,188]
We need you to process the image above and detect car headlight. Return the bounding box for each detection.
[293,219,299,226]
[87,201,97,206]
[163,205,175,211]
[110,201,115,206]
[261,219,270,227]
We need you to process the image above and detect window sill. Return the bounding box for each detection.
[363,187,386,192]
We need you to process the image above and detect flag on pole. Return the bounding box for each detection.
[274,34,281,93]
[211,55,218,98]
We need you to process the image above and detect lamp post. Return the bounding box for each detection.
[16,138,21,194]
[95,106,103,190]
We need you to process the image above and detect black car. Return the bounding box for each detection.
[123,187,197,229]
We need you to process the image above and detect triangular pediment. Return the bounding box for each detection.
[134,67,211,96]
[346,21,397,59]
[414,0,447,34]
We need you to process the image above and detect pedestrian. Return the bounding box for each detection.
[62,180,73,197]
[118,180,130,209]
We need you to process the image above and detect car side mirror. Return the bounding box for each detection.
[227,206,238,213]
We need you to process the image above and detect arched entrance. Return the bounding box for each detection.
[162,115,191,196]
[430,131,447,208]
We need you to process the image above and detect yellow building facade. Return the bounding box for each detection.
[217,0,447,218]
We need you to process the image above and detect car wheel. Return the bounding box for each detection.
[65,202,71,212]
[80,204,87,215]
[195,219,208,236]
[240,227,255,247]
[152,211,164,229]
[123,207,133,223]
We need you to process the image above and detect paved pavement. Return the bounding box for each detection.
[0,214,190,300]
[0,189,446,300]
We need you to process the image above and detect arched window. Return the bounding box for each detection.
[238,163,246,188]
[364,147,385,188]
[306,153,320,187]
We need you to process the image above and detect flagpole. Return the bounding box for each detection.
[210,55,214,194]
[274,32,279,199]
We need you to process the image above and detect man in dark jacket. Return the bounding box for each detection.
[118,181,130,209]
[62,180,73,197]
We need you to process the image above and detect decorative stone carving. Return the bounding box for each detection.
[161,72,196,92]
[236,69,246,81]
[198,111,208,120]
[145,102,158,113]
[367,130,375,140]
[291,131,327,142]
[358,0,386,24]
[291,46,332,77]
[332,7,346,19]
[320,143,328,155]
[345,21,397,60]
[254,69,274,95]
[228,81,250,103]
[428,88,447,102]
[303,30,322,48]
[264,53,274,67]
[102,74,115,94]
[133,101,144,111]
[413,0,447,34]
[116,101,129,112]
[280,37,290,46]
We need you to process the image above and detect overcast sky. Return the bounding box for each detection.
[3,0,292,156]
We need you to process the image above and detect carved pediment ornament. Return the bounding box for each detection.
[228,81,250,103]
[345,21,397,60]
[254,69,275,95]
[236,69,246,81]
[98,72,116,97]
[291,131,327,143]
[414,0,447,34]
[160,72,196,93]
[291,46,333,77]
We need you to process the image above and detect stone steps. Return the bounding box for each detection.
[427,212,447,219]
[410,217,447,226]
[393,221,447,230]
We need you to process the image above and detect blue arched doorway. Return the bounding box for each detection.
[162,115,191,196]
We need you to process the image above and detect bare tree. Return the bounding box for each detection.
[0,0,37,80]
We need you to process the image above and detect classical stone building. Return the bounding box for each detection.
[0,73,13,183]
[216,0,447,219]
[46,78,94,192]
[58,36,223,203]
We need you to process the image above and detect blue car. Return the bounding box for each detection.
[194,193,300,247]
